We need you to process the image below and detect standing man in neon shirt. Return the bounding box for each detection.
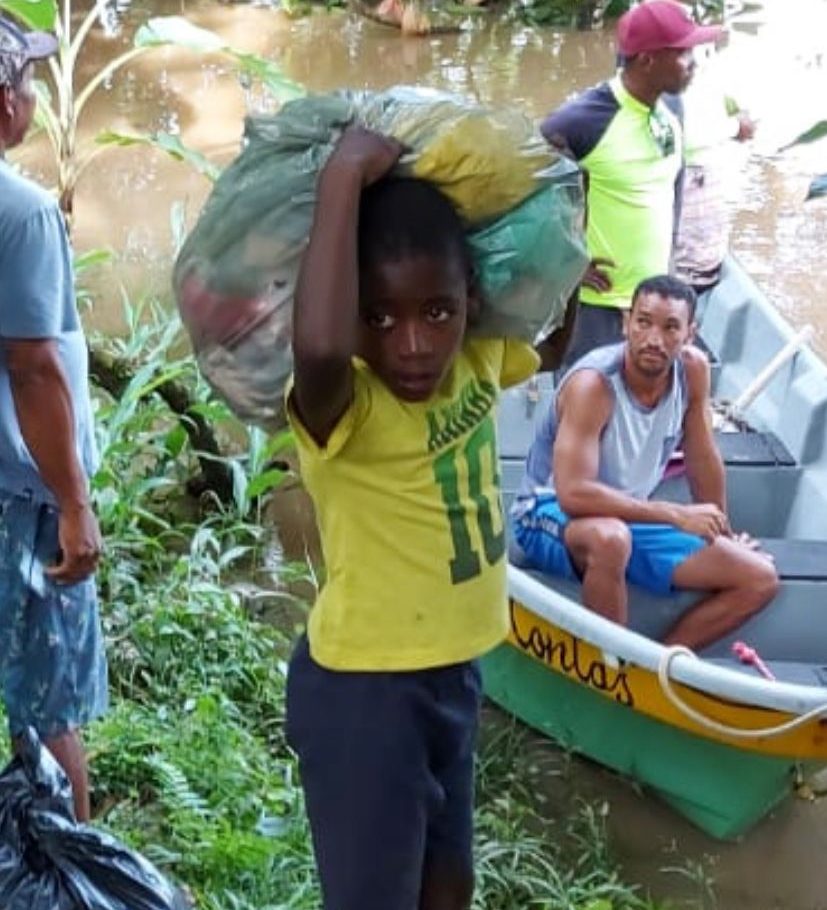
[542,0,722,365]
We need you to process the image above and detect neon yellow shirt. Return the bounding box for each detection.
[580,78,682,309]
[542,76,683,311]
[288,338,539,671]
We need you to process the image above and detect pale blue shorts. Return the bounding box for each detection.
[513,493,706,595]
[0,490,108,737]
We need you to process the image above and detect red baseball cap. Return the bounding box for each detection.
[617,1,722,56]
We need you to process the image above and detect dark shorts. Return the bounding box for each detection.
[513,493,706,596]
[285,636,481,910]
[561,301,625,369]
[0,490,108,737]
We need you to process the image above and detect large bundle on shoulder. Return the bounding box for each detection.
[173,86,588,429]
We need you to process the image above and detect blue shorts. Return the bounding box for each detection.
[512,494,706,595]
[0,490,108,737]
[286,635,480,910]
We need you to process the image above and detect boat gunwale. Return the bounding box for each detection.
[509,564,827,717]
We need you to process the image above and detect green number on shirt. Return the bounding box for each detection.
[434,417,505,584]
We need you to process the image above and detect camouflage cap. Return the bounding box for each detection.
[0,15,57,87]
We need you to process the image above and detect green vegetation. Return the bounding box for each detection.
[0,0,301,219]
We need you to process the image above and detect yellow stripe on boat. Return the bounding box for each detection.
[506,599,827,759]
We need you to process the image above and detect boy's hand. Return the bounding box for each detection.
[326,126,404,187]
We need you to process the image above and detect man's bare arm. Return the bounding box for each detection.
[554,370,728,541]
[681,347,727,513]
[4,337,101,582]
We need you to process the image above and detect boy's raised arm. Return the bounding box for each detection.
[292,127,402,446]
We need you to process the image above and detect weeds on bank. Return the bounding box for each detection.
[474,724,657,910]
[84,296,660,907]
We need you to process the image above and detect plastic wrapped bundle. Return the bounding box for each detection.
[0,729,189,910]
[174,86,587,429]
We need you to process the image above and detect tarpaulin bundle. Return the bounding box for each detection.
[174,86,587,428]
[0,730,189,910]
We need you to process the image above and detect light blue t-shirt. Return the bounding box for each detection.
[0,159,98,504]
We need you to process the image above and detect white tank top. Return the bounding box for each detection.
[520,342,688,501]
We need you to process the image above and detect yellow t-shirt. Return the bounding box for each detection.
[288,338,539,671]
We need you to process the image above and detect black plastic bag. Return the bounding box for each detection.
[0,729,189,910]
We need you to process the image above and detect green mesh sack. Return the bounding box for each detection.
[469,169,587,341]
[173,86,587,429]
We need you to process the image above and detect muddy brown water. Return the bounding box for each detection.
[11,0,827,905]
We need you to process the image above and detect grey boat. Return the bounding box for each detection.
[486,257,827,839]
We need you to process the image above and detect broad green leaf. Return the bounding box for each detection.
[133,15,224,52]
[807,173,827,201]
[0,0,56,30]
[780,120,827,151]
[263,429,295,460]
[232,51,305,102]
[603,0,633,15]
[163,424,188,458]
[95,130,221,182]
[246,468,287,499]
[74,247,114,274]
[133,17,303,103]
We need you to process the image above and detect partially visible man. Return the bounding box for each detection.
[512,275,778,651]
[0,16,107,821]
[541,0,722,365]
[674,39,756,294]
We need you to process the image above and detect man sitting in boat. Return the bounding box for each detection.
[511,274,779,651]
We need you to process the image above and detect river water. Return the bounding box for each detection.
[12,1,827,906]
[13,0,827,349]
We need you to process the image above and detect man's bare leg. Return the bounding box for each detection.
[666,537,779,651]
[44,729,91,822]
[564,517,633,624]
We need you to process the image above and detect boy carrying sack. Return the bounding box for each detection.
[285,124,546,909]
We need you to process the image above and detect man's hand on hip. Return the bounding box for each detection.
[580,258,615,293]
[47,503,102,584]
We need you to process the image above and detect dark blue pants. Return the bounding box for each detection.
[286,636,481,910]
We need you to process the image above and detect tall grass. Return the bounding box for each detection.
[84,294,662,908]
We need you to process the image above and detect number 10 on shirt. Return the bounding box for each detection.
[433,417,506,584]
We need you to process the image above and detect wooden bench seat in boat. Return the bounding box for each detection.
[759,539,827,580]
[716,431,795,467]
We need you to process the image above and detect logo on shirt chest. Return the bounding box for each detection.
[426,379,497,453]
